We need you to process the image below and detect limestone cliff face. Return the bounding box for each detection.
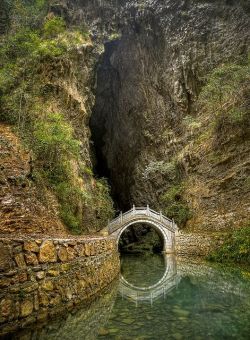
[0,4,114,234]
[0,124,67,235]
[88,0,250,230]
[1,0,249,235]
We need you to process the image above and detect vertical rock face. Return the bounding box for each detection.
[0,0,249,233]
[89,0,250,230]
[0,124,67,235]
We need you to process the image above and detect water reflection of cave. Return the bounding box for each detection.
[118,223,164,254]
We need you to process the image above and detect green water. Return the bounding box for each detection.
[8,255,250,340]
[97,255,250,340]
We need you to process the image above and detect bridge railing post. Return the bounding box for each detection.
[120,212,123,224]
[147,204,150,216]
[133,204,135,214]
[160,211,162,222]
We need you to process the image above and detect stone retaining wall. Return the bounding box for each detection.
[0,236,120,336]
[176,232,224,256]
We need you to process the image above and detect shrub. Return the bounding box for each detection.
[143,160,178,180]
[43,16,66,38]
[33,113,80,172]
[10,0,49,31]
[160,185,192,227]
[199,60,250,137]
[0,5,113,234]
[207,224,250,264]
[55,182,90,233]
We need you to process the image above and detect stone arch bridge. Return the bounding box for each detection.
[107,206,178,253]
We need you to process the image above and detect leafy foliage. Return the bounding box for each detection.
[33,113,80,171]
[160,185,192,227]
[207,224,250,264]
[43,16,66,38]
[0,2,112,234]
[199,60,250,139]
[143,160,177,180]
[9,0,49,31]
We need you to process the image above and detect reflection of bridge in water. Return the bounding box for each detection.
[118,255,181,305]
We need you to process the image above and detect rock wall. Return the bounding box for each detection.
[11,281,118,340]
[0,236,119,336]
[89,0,250,231]
[0,124,68,236]
[176,232,224,256]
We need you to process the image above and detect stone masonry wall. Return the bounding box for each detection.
[0,236,120,336]
[176,232,224,257]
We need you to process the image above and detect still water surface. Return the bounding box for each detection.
[10,255,250,340]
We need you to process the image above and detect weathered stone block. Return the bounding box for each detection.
[76,244,85,256]
[13,245,23,254]
[38,292,49,307]
[25,252,38,266]
[36,271,45,280]
[34,294,39,311]
[39,241,57,263]
[18,271,28,283]
[47,269,59,277]
[42,280,54,291]
[0,299,13,319]
[90,243,95,256]
[65,287,73,300]
[61,263,70,272]
[0,244,12,271]
[85,243,91,256]
[23,241,39,253]
[37,309,48,321]
[22,282,38,293]
[5,269,17,277]
[0,278,11,288]
[58,247,68,262]
[20,300,33,318]
[67,247,75,261]
[14,253,26,269]
[49,294,61,306]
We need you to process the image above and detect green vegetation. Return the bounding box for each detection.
[199,60,250,141]
[207,224,250,265]
[43,16,66,38]
[109,32,121,41]
[160,184,192,227]
[143,160,178,180]
[0,1,113,233]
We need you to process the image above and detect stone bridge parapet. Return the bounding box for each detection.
[107,206,178,253]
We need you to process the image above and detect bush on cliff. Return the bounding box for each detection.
[207,224,250,265]
[199,59,250,145]
[0,1,113,233]
[160,185,192,227]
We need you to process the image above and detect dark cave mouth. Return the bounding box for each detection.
[89,39,127,211]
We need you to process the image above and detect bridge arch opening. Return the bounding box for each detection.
[118,221,165,254]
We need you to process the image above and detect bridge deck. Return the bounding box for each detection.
[108,206,178,234]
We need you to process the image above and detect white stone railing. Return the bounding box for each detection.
[108,206,178,234]
[119,274,181,304]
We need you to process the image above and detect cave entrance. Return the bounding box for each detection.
[118,223,164,254]
[89,39,122,210]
